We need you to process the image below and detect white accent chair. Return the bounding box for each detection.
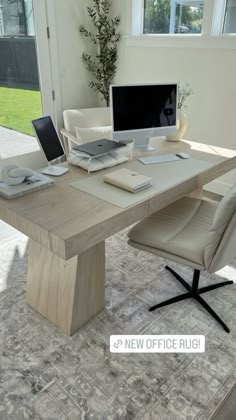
[128,185,236,333]
[61,107,110,156]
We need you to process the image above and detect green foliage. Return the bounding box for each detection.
[0,86,41,135]
[175,4,203,33]
[144,0,204,34]
[178,83,194,110]
[79,0,121,106]
[144,0,170,34]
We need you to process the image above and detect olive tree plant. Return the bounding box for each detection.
[79,0,121,106]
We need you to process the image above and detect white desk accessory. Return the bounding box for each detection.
[41,166,68,176]
[176,152,190,159]
[0,165,54,199]
[1,165,34,185]
[139,153,190,165]
[104,168,152,193]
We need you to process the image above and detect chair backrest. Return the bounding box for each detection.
[63,107,110,136]
[204,184,236,273]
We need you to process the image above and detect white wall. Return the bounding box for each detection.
[115,42,236,151]
[112,0,236,188]
[53,0,98,113]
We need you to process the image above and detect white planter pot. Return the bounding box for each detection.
[166,109,188,142]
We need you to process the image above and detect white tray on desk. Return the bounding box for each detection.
[68,143,133,173]
[0,172,54,199]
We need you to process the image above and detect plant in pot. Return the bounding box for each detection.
[166,82,194,142]
[79,0,121,106]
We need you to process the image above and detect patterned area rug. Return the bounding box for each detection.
[0,222,236,420]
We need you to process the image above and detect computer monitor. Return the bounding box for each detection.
[110,83,177,151]
[32,116,68,176]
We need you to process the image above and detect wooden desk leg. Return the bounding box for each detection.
[26,239,105,335]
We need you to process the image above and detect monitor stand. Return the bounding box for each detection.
[134,144,155,152]
[41,166,68,176]
[133,136,155,152]
[41,157,69,176]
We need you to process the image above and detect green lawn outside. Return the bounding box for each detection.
[0,86,42,136]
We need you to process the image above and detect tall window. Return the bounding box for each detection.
[143,0,205,34]
[223,0,236,33]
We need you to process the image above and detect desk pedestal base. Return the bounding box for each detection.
[26,240,105,335]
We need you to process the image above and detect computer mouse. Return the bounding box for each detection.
[176,152,190,159]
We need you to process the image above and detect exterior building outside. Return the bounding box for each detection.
[0,0,35,37]
[224,0,236,33]
[0,0,38,86]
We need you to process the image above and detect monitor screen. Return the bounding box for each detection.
[111,84,177,132]
[32,116,64,162]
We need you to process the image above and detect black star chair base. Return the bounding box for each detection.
[149,266,232,333]
[128,190,236,333]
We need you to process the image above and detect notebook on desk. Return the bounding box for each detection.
[104,168,152,193]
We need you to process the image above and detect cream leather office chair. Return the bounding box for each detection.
[128,185,236,333]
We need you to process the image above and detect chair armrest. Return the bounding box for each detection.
[60,128,78,144]
[60,128,79,156]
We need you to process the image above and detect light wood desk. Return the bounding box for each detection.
[0,138,235,335]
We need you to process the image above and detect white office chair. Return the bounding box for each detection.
[61,107,110,155]
[128,185,236,333]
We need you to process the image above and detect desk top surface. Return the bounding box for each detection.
[0,138,235,260]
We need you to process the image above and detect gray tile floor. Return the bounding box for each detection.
[0,219,22,242]
[0,126,39,159]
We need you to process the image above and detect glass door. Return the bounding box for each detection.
[0,0,54,168]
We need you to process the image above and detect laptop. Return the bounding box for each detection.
[73,139,126,156]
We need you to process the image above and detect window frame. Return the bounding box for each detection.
[130,0,236,48]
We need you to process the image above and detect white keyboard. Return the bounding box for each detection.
[139,154,180,165]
